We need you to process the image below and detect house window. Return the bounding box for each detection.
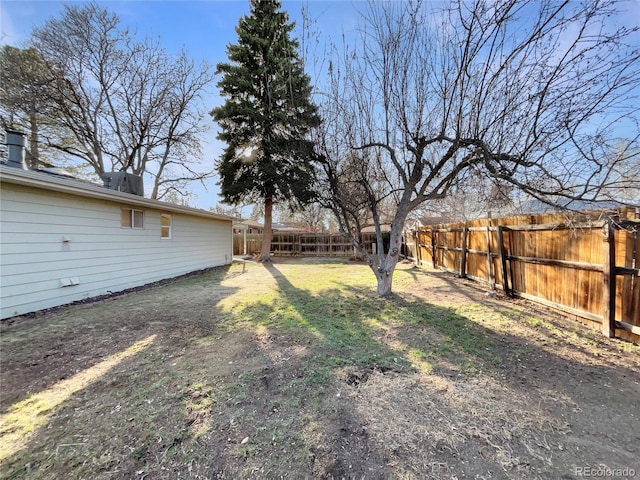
[121,208,144,228]
[161,213,172,239]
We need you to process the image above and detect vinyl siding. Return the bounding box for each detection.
[0,182,232,319]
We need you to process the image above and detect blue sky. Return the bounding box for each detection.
[2,1,639,211]
[0,0,361,210]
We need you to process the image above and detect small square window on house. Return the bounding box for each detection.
[161,213,172,239]
[121,208,144,228]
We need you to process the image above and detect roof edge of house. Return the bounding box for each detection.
[0,165,234,222]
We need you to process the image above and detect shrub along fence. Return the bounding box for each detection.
[413,208,639,344]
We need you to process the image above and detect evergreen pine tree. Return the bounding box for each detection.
[0,46,57,166]
[211,0,320,262]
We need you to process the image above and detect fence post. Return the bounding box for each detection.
[243,228,247,256]
[602,219,616,338]
[431,228,437,268]
[414,230,421,266]
[497,226,511,296]
[486,223,496,290]
[460,226,468,277]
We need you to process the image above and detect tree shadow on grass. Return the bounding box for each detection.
[1,261,399,479]
[406,267,639,374]
[2,260,639,479]
[259,261,640,477]
[260,262,507,378]
[260,262,409,372]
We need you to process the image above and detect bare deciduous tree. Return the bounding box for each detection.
[315,0,640,295]
[31,3,214,199]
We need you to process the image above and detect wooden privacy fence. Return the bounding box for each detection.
[414,208,639,344]
[233,232,382,257]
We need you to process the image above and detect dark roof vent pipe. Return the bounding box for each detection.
[3,130,28,170]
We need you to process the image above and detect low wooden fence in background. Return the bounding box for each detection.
[233,232,381,257]
[413,208,639,343]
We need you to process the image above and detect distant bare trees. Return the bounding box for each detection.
[412,174,517,223]
[315,0,640,295]
[598,138,640,204]
[29,3,214,200]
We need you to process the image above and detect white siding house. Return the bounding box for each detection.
[0,165,233,319]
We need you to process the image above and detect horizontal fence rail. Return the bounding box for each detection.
[415,208,639,344]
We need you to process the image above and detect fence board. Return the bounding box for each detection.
[416,208,639,343]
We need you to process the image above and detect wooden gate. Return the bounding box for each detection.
[602,218,640,343]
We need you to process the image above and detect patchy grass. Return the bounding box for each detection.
[1,259,638,479]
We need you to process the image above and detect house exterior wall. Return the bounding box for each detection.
[0,181,232,319]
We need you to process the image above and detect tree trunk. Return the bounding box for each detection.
[372,215,406,296]
[376,268,394,296]
[375,247,400,296]
[258,196,273,263]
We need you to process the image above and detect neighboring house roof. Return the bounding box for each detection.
[233,219,264,228]
[272,223,307,232]
[411,216,453,226]
[518,198,634,214]
[361,224,392,233]
[0,165,234,222]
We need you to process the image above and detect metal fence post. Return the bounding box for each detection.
[602,219,616,338]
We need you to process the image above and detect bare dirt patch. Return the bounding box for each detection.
[1,259,638,479]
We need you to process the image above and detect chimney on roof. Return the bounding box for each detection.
[3,130,28,170]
